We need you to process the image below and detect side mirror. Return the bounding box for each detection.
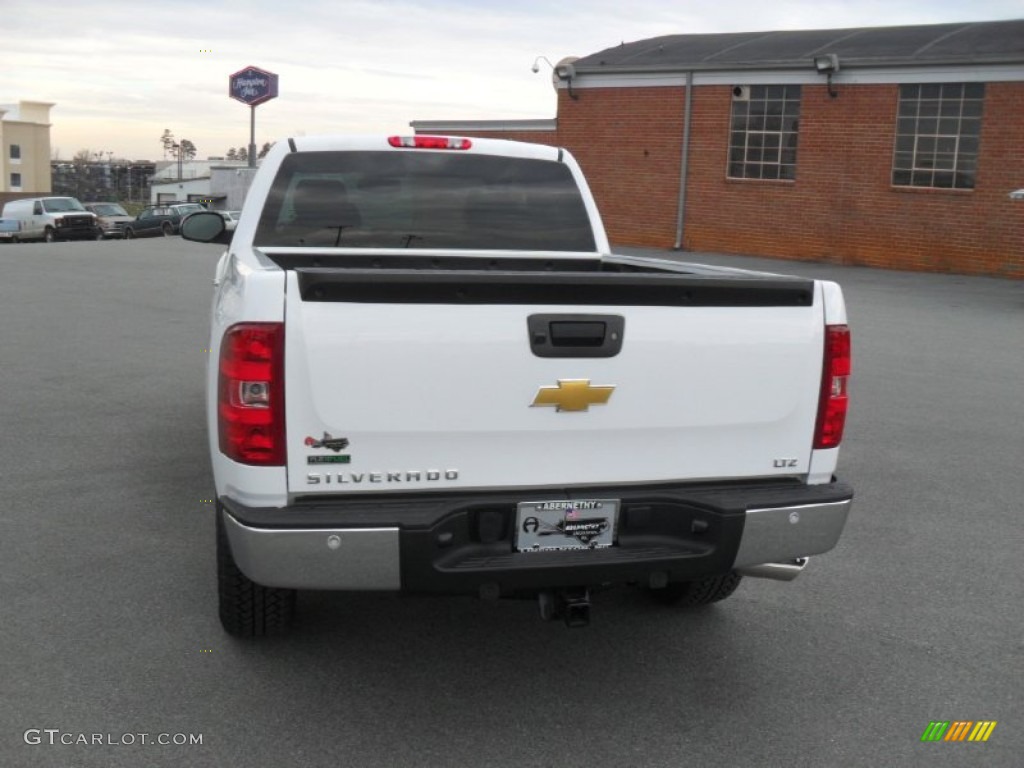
[181,211,232,244]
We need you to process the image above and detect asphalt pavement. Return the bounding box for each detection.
[0,237,1021,767]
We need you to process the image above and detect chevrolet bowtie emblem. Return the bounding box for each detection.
[531,379,615,412]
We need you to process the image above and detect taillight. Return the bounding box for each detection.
[218,323,285,465]
[388,135,472,150]
[813,325,851,449]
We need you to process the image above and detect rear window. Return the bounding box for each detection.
[254,151,596,251]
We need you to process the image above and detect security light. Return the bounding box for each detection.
[814,54,840,73]
[532,55,579,100]
[813,54,841,98]
[555,62,578,100]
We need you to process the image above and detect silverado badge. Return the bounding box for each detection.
[531,379,615,412]
[304,432,350,452]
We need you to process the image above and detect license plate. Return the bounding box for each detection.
[515,499,619,552]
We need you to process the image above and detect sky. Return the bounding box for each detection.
[2,0,1022,161]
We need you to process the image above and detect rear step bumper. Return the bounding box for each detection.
[220,480,852,594]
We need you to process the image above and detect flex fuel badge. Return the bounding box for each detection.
[305,432,351,464]
[307,455,351,465]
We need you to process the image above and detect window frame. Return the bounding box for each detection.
[726,84,802,182]
[10,172,22,189]
[891,82,984,191]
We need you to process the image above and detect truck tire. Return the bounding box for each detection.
[648,572,743,607]
[44,227,55,243]
[216,506,296,637]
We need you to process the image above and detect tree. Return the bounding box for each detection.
[258,141,274,159]
[160,129,175,159]
[180,139,197,161]
[71,149,103,200]
[236,146,248,162]
[226,148,237,161]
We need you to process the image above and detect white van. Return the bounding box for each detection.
[0,197,99,242]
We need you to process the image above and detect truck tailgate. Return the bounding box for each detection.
[283,268,824,494]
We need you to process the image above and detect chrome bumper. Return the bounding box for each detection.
[221,511,400,590]
[221,496,851,591]
[733,499,852,576]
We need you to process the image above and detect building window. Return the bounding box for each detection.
[892,83,984,190]
[10,172,22,188]
[728,85,801,181]
[9,144,21,161]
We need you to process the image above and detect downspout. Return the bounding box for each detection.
[673,71,694,250]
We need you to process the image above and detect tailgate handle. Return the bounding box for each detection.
[528,314,625,358]
[551,321,606,346]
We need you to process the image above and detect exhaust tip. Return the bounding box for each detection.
[737,557,809,582]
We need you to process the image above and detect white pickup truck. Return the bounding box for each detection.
[182,134,853,635]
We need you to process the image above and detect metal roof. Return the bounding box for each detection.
[574,19,1024,73]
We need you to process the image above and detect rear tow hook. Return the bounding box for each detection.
[538,588,591,628]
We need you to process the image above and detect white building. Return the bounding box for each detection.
[151,165,258,210]
[151,158,248,183]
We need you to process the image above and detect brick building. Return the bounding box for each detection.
[413,20,1024,278]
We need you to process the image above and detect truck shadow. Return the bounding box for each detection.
[230,585,795,714]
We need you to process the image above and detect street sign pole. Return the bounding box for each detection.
[249,105,256,169]
[228,66,279,168]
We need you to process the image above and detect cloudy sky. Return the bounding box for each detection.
[2,0,1021,161]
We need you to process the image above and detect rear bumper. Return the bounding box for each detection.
[220,479,852,594]
[98,223,126,238]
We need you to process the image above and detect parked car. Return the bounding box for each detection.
[0,218,21,243]
[0,197,99,242]
[123,203,206,238]
[84,202,134,239]
[218,210,241,232]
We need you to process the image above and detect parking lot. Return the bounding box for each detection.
[0,237,1021,767]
